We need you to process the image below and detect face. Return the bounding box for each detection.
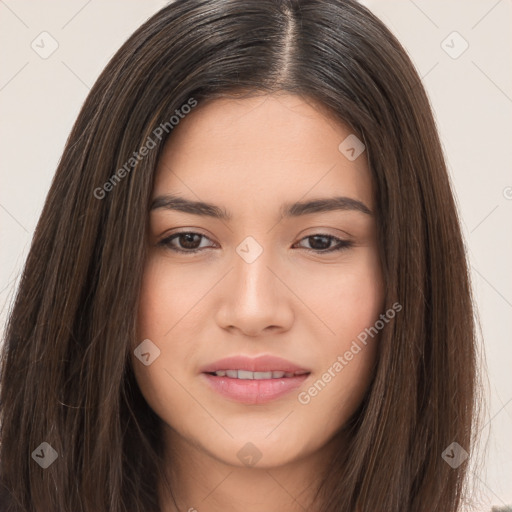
[133,93,385,469]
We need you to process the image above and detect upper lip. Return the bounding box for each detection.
[200,355,310,373]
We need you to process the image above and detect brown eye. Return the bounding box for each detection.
[294,234,353,253]
[158,232,216,253]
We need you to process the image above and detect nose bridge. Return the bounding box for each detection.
[232,235,275,300]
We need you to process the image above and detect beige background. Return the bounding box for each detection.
[0,1,510,509]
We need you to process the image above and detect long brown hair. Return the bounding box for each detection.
[0,1,481,510]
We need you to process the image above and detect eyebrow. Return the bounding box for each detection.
[150,194,372,220]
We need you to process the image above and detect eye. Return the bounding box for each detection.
[158,231,353,254]
[158,231,216,253]
[293,233,353,253]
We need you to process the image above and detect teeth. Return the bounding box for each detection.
[212,370,307,379]
[254,371,272,379]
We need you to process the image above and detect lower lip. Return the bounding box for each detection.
[202,373,310,404]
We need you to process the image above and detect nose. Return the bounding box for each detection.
[214,244,294,337]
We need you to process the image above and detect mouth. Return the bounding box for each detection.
[205,369,309,379]
[200,355,311,404]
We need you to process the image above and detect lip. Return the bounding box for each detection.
[200,355,310,405]
[202,373,309,404]
[200,355,310,374]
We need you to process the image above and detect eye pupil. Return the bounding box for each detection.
[309,235,331,250]
[180,233,201,249]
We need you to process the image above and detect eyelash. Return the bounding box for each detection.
[157,231,354,255]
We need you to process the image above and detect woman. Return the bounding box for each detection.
[0,0,481,510]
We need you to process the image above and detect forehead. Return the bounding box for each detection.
[153,93,373,213]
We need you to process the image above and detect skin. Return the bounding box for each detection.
[133,92,385,512]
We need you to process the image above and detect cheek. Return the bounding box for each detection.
[332,250,384,375]
[133,256,207,423]
[133,259,178,409]
[336,264,384,342]
[297,249,384,416]
[136,257,170,340]
[298,248,384,340]
[132,273,189,433]
[135,255,195,341]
